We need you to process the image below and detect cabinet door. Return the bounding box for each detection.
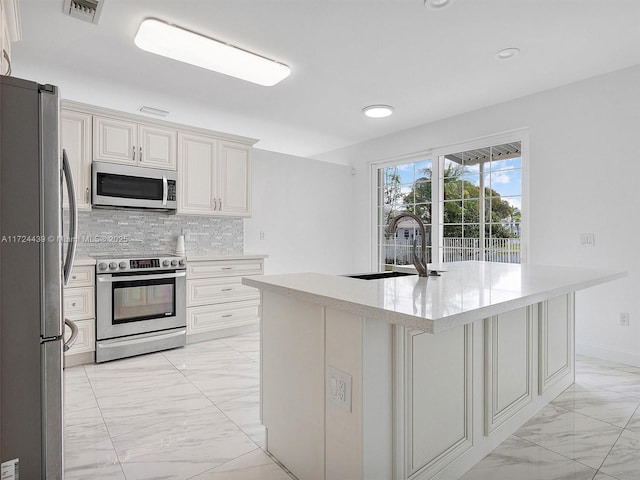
[61,110,92,210]
[139,124,177,170]
[94,116,137,165]
[177,133,217,214]
[218,140,251,217]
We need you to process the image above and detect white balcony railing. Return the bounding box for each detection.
[384,237,521,266]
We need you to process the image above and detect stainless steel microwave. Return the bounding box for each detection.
[92,161,177,212]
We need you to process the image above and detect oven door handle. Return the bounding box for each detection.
[97,271,186,283]
[97,329,187,348]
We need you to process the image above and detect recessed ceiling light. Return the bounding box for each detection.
[424,0,453,9]
[496,47,520,60]
[363,105,394,118]
[134,18,291,87]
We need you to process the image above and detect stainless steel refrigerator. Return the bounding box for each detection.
[0,75,79,479]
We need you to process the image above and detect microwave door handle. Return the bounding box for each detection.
[162,175,168,206]
[62,149,78,286]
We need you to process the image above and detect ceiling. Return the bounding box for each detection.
[12,0,640,161]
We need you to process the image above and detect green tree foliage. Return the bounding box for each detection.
[401,163,519,238]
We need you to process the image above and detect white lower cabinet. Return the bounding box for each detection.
[186,258,263,342]
[63,265,96,366]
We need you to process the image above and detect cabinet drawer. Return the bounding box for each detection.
[187,259,263,279]
[66,265,95,287]
[187,277,260,307]
[187,298,260,335]
[64,319,95,355]
[64,286,95,321]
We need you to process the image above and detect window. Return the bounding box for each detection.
[379,159,434,268]
[376,138,524,271]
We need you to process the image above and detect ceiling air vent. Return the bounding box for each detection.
[62,0,104,25]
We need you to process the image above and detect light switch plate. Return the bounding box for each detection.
[327,365,352,412]
[580,233,595,246]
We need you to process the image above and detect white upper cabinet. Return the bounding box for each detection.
[61,109,92,210]
[178,133,217,214]
[139,124,177,170]
[218,141,251,216]
[94,116,137,165]
[178,134,251,217]
[94,116,176,170]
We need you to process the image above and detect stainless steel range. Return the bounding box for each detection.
[95,254,186,363]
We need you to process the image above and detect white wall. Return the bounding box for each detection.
[245,149,355,275]
[317,65,640,366]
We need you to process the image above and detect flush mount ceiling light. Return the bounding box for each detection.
[424,0,453,9]
[134,18,291,86]
[363,105,394,118]
[496,47,520,60]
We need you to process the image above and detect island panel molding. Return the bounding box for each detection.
[484,306,535,435]
[539,293,574,393]
[405,326,473,478]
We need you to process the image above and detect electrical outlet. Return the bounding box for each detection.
[327,365,352,412]
[619,312,630,327]
[259,231,265,241]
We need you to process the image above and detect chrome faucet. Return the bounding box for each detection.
[387,212,428,277]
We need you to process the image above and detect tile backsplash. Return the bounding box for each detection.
[69,209,243,256]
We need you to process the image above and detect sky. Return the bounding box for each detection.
[384,156,522,210]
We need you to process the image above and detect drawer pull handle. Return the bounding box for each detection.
[72,276,77,280]
[71,302,77,307]
[221,288,233,292]
[222,314,233,318]
[222,267,233,270]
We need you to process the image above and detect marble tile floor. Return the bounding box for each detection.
[461,355,640,480]
[65,333,640,480]
[64,331,295,480]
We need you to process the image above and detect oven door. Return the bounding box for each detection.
[96,270,186,340]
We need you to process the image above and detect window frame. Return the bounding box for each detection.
[369,129,530,271]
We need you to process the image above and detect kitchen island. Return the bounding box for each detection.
[243,262,624,480]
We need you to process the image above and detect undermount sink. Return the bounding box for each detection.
[344,271,416,280]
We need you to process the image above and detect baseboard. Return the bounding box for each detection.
[576,342,640,367]
[64,351,95,367]
[187,322,259,344]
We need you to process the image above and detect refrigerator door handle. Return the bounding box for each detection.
[63,318,79,352]
[62,149,78,286]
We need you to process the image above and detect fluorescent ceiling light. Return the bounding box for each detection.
[134,18,291,87]
[363,105,394,118]
[496,47,520,60]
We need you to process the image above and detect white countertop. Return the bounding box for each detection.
[186,253,268,262]
[74,256,96,266]
[243,261,626,333]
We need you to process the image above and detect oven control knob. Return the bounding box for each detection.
[119,262,127,269]
[98,262,107,271]
[163,260,170,267]
[179,259,186,266]
[109,262,117,270]
[171,259,178,266]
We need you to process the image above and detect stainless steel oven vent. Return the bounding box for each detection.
[62,0,104,24]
